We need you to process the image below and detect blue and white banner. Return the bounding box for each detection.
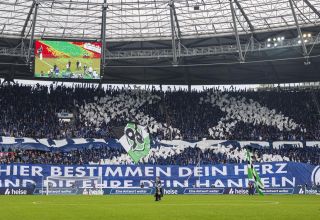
[105,188,154,195]
[1,137,320,152]
[0,162,319,192]
[0,187,34,195]
[1,186,319,195]
[0,136,111,152]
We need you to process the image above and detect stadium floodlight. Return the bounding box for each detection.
[277,37,281,41]
[304,39,308,43]
[303,33,307,38]
[274,43,278,47]
[273,38,276,41]
[267,44,271,47]
[298,40,302,44]
[281,36,285,40]
[44,176,103,195]
[267,38,271,42]
[307,33,312,38]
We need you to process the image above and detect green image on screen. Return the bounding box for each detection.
[34,40,101,79]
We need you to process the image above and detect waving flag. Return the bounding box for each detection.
[246,148,265,195]
[119,122,151,163]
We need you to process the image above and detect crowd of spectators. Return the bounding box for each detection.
[0,83,320,141]
[1,145,319,166]
[0,146,125,165]
[147,146,320,166]
[227,89,320,140]
[0,83,104,139]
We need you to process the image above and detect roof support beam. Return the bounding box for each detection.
[41,28,46,38]
[21,0,36,37]
[303,0,320,18]
[51,0,55,8]
[27,0,39,64]
[169,0,178,66]
[1,24,6,34]
[234,0,255,33]
[289,0,308,56]
[101,0,107,77]
[171,3,181,39]
[229,0,244,63]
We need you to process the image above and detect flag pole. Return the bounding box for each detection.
[245,148,265,195]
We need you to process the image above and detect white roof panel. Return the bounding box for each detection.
[0,0,318,41]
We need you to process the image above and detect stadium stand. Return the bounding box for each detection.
[1,141,320,166]
[0,83,320,166]
[1,83,319,140]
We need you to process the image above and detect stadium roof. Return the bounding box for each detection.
[0,0,320,41]
[0,0,320,85]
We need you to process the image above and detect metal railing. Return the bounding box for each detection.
[0,35,319,60]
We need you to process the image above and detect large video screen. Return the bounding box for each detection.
[34,40,101,79]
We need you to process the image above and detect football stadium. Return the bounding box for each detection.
[0,0,320,220]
